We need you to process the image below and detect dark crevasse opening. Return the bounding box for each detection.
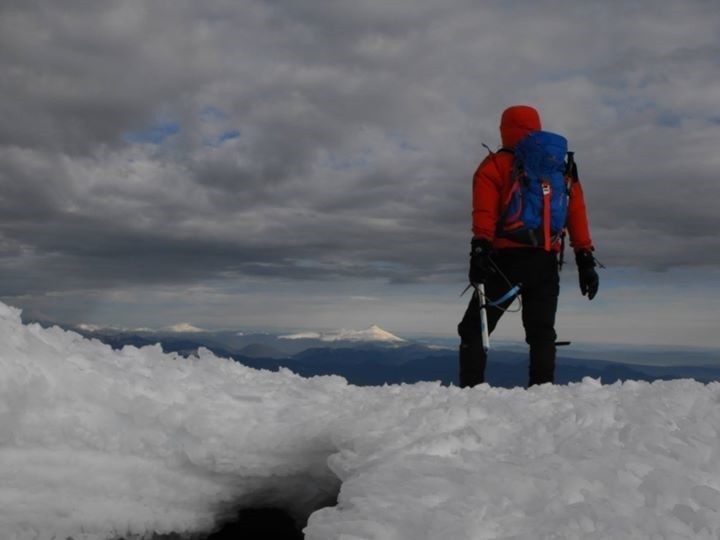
[206,507,304,539]
[202,484,341,540]
[205,489,340,540]
[118,494,337,540]
[115,465,342,540]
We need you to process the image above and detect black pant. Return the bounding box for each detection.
[458,249,559,388]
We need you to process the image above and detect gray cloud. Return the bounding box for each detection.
[1,0,719,310]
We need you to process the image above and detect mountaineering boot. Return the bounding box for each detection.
[459,341,486,388]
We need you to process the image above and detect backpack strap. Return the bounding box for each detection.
[566,151,579,183]
[541,181,552,251]
[558,151,578,270]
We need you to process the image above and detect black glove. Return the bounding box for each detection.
[575,250,599,300]
[468,238,495,284]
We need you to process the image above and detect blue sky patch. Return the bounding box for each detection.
[218,129,241,143]
[122,121,181,145]
[202,129,242,148]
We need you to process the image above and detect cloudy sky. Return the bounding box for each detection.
[1,0,719,348]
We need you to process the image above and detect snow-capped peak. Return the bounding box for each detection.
[162,323,205,333]
[280,325,405,343]
[75,323,103,332]
[336,325,406,343]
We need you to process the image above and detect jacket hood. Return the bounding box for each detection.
[500,105,542,147]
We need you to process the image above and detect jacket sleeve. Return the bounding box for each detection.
[566,179,594,251]
[471,156,504,241]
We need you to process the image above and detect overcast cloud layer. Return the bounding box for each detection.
[1,1,719,336]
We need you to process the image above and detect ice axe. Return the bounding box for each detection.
[474,282,522,352]
[478,283,490,352]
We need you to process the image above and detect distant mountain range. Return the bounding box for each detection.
[63,323,720,389]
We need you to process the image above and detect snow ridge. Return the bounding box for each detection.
[1,302,719,539]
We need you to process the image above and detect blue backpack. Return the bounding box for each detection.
[497,130,575,250]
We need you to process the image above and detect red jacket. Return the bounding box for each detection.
[472,106,593,252]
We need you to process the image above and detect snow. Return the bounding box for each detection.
[161,323,205,333]
[1,301,719,539]
[280,330,324,340]
[75,323,105,332]
[280,324,406,343]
